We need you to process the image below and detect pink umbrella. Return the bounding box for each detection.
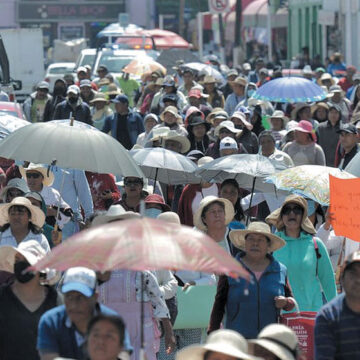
[32,218,248,279]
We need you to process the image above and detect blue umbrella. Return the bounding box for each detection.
[253,77,327,103]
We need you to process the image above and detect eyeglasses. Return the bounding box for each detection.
[124,179,142,186]
[26,172,41,179]
[281,205,304,216]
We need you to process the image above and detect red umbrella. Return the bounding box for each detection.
[140,29,190,50]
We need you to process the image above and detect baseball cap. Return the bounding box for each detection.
[37,81,50,91]
[111,94,129,104]
[61,267,97,297]
[337,123,357,135]
[220,136,238,151]
[80,79,92,88]
[77,66,87,74]
[67,85,80,95]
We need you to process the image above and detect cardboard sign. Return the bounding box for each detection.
[329,175,360,242]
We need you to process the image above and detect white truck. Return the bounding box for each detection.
[0,28,45,102]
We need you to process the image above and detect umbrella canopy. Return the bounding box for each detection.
[195,154,289,192]
[0,121,144,178]
[140,29,190,50]
[266,165,356,205]
[0,113,30,140]
[122,56,166,76]
[31,218,249,279]
[182,62,225,86]
[345,151,360,177]
[253,77,327,103]
[131,147,200,185]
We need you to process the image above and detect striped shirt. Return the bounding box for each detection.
[315,293,360,359]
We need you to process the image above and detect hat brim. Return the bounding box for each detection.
[187,120,211,132]
[265,195,316,234]
[62,282,94,297]
[229,229,285,252]
[20,165,54,187]
[145,201,170,212]
[162,135,191,154]
[249,339,296,360]
[193,197,235,231]
[0,200,46,228]
[214,124,242,137]
[90,98,108,103]
[91,212,141,227]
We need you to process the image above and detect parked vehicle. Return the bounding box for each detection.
[0,101,26,119]
[44,62,76,89]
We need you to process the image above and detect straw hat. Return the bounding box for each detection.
[193,196,234,231]
[266,194,316,234]
[319,73,335,86]
[91,205,140,227]
[231,111,253,131]
[201,75,219,85]
[107,83,121,95]
[207,108,229,124]
[0,197,45,227]
[269,110,289,127]
[230,76,248,87]
[0,240,46,273]
[162,130,191,154]
[20,163,54,187]
[160,106,182,123]
[229,222,285,252]
[249,324,299,360]
[89,92,108,104]
[157,211,180,224]
[311,102,329,116]
[176,329,259,360]
[214,120,242,137]
[290,102,311,120]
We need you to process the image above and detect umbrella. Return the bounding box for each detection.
[130,147,200,185]
[345,151,360,177]
[181,62,225,86]
[253,77,327,103]
[0,121,144,178]
[0,113,30,140]
[31,217,248,278]
[266,165,356,205]
[195,154,288,192]
[122,56,167,76]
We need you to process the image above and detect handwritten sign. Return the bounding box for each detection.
[329,175,360,242]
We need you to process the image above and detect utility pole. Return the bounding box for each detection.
[233,0,242,67]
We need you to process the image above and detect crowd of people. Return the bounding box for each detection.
[0,51,359,360]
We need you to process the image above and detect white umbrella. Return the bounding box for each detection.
[0,113,30,140]
[345,151,360,177]
[182,62,225,86]
[0,121,144,178]
[130,147,200,185]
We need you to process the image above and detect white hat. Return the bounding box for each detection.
[162,130,191,154]
[197,156,213,167]
[77,66,87,74]
[229,221,285,252]
[243,63,251,71]
[249,324,299,360]
[0,197,45,227]
[214,120,242,137]
[220,136,238,151]
[67,85,80,95]
[231,111,253,131]
[160,105,183,123]
[157,212,181,224]
[0,240,46,273]
[149,127,171,142]
[91,204,140,227]
[176,329,259,360]
[193,196,234,231]
[62,267,97,297]
[20,163,54,187]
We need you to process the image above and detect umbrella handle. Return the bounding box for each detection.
[246,177,256,225]
[141,272,144,349]
[153,167,158,193]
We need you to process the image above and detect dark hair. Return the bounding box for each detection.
[201,200,225,224]
[87,314,125,346]
[220,179,245,222]
[245,233,271,245]
[1,222,43,234]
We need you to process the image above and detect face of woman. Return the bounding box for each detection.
[328,108,340,123]
[316,107,327,121]
[298,107,311,120]
[202,203,225,229]
[281,202,304,232]
[87,320,123,360]
[8,205,30,230]
[244,233,269,259]
[252,344,279,360]
[220,184,239,206]
[294,130,310,144]
[205,352,239,360]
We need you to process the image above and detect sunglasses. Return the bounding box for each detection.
[281,205,304,216]
[124,179,142,186]
[26,172,42,179]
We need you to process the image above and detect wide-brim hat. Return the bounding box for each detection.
[294,120,316,141]
[176,329,259,360]
[230,76,248,87]
[89,92,108,104]
[144,194,170,212]
[290,102,311,120]
[249,324,298,360]
[269,110,289,127]
[91,205,140,227]
[160,106,182,123]
[187,116,211,132]
[107,84,121,95]
[319,73,335,86]
[0,239,47,273]
[265,194,316,234]
[162,130,191,154]
[149,126,171,142]
[0,178,29,200]
[214,120,242,137]
[231,111,253,131]
[0,196,45,227]
[229,222,285,252]
[311,102,329,116]
[207,108,229,124]
[20,163,54,187]
[327,85,345,99]
[201,75,219,85]
[193,196,234,231]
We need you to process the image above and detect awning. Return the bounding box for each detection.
[243,0,288,28]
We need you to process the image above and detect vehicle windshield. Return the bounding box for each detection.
[79,54,96,67]
[97,54,138,73]
[49,66,74,74]
[0,110,18,117]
